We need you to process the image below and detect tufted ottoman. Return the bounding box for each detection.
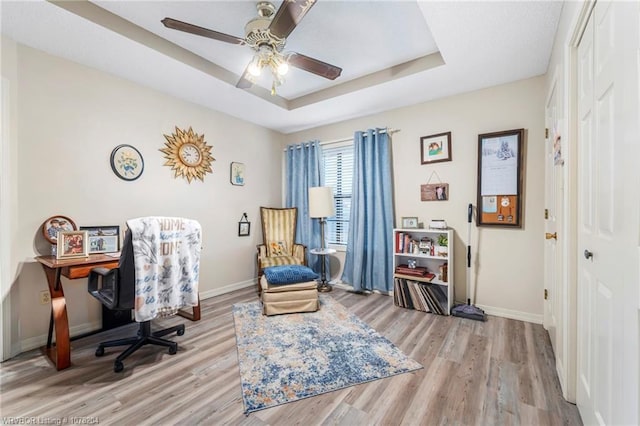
[260,265,319,316]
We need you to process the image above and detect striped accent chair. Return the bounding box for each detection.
[256,207,307,292]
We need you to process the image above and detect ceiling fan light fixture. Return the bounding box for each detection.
[248,55,262,77]
[163,0,342,94]
[276,60,289,76]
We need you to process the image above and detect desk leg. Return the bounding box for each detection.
[177,294,201,322]
[40,265,71,370]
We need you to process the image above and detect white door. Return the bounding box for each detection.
[543,72,567,396]
[576,1,639,424]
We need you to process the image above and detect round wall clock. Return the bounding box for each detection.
[110,144,144,181]
[160,126,215,183]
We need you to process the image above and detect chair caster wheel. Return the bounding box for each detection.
[177,328,185,336]
[95,347,105,357]
[114,361,124,373]
[169,344,178,355]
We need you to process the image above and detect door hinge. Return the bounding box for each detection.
[545,128,549,138]
[544,289,549,300]
[544,208,549,219]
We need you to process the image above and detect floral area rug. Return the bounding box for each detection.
[232,295,422,414]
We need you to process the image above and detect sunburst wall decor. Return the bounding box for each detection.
[160,126,215,183]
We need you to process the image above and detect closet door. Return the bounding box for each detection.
[576,1,639,424]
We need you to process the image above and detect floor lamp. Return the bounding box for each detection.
[309,186,335,293]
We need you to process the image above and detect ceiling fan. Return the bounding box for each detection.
[161,0,342,95]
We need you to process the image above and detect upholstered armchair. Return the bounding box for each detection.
[256,207,307,291]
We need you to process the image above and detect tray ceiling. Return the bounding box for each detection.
[0,1,562,133]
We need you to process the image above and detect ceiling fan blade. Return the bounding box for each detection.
[236,65,254,89]
[288,52,342,80]
[268,0,317,39]
[161,17,245,45]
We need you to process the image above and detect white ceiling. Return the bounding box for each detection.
[0,1,562,134]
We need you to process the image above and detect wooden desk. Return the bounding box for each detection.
[35,254,201,370]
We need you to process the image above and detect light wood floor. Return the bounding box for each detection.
[1,287,582,425]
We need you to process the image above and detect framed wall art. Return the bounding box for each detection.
[80,226,120,254]
[421,183,449,201]
[57,231,89,259]
[42,215,77,244]
[110,144,144,181]
[238,212,250,236]
[230,162,245,186]
[420,132,452,164]
[476,128,524,227]
[160,126,215,183]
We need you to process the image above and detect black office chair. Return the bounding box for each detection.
[88,229,185,372]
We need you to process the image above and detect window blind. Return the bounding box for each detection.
[322,143,354,245]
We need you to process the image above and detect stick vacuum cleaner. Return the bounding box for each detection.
[451,204,486,321]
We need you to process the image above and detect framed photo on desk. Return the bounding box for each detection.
[57,231,89,259]
[80,226,120,254]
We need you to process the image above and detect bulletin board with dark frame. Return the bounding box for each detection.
[476,128,525,228]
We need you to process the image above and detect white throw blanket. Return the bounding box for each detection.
[126,217,201,322]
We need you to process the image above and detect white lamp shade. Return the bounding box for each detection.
[309,186,335,218]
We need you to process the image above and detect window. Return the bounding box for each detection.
[322,142,354,245]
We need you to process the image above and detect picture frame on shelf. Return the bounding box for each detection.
[401,217,419,229]
[42,215,77,244]
[110,144,144,181]
[420,132,452,164]
[79,226,120,254]
[230,162,245,186]
[57,231,89,259]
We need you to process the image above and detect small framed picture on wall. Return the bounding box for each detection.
[420,132,452,164]
[421,183,449,201]
[230,162,245,186]
[238,212,250,236]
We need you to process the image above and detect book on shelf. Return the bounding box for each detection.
[403,234,411,253]
[395,232,403,252]
[421,284,443,315]
[395,264,428,274]
[394,265,436,281]
[399,279,414,309]
[393,277,448,315]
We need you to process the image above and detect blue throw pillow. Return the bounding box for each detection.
[264,265,319,285]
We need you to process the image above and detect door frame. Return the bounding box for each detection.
[559,0,596,404]
[543,66,570,400]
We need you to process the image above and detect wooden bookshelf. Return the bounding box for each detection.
[392,228,454,315]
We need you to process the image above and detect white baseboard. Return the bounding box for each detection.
[199,278,256,300]
[20,321,102,353]
[474,303,543,324]
[386,290,542,324]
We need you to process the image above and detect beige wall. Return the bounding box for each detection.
[3,41,284,353]
[1,37,21,359]
[1,36,547,356]
[287,76,546,322]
